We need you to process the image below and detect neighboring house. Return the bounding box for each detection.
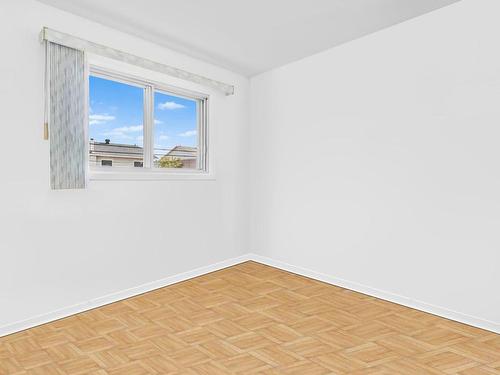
[89,139,197,169]
[160,146,197,169]
[89,139,143,167]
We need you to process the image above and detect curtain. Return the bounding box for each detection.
[47,42,87,189]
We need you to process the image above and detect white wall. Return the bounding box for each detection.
[0,0,249,331]
[250,0,500,330]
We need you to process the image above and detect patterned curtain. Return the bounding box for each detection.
[47,42,87,189]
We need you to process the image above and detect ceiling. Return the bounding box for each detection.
[37,0,459,76]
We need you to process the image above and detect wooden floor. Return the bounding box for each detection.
[1,262,499,374]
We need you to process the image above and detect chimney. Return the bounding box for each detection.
[105,139,110,144]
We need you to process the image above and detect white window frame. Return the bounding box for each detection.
[88,66,211,181]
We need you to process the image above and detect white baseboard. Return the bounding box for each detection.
[0,254,253,338]
[2,252,499,337]
[248,253,500,334]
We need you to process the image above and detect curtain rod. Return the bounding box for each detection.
[39,27,235,96]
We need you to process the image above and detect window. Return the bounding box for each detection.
[89,77,144,169]
[154,91,198,169]
[88,68,208,176]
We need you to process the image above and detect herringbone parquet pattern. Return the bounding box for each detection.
[1,261,499,374]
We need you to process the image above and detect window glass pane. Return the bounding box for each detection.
[89,75,144,168]
[154,91,198,169]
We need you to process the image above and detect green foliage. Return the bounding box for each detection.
[158,156,183,168]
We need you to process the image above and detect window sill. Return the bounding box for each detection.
[89,168,215,181]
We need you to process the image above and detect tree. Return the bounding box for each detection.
[158,156,183,168]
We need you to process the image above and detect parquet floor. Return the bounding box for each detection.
[1,262,499,374]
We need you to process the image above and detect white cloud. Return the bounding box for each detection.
[89,113,115,125]
[158,101,186,110]
[178,130,197,137]
[99,125,143,142]
[100,131,133,140]
[159,134,169,141]
[113,125,143,133]
[154,119,163,124]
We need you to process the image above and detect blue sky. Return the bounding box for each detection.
[89,75,197,154]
